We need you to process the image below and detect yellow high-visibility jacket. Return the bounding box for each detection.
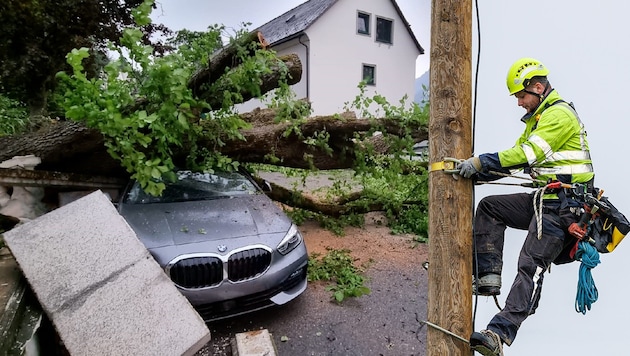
[478,89,594,187]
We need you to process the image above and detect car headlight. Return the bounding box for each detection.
[277,224,303,255]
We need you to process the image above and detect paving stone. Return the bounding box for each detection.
[233,329,277,356]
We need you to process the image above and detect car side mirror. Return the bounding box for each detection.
[261,180,272,193]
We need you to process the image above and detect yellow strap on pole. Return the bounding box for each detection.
[429,157,462,174]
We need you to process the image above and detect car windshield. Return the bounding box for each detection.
[124,171,259,204]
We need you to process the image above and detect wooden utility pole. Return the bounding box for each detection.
[427,0,473,355]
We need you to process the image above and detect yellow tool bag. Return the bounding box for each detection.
[590,196,630,253]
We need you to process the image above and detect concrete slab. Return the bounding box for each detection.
[3,191,210,356]
[232,329,277,356]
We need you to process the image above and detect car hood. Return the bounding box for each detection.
[119,195,292,249]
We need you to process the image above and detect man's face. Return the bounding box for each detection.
[514,83,543,113]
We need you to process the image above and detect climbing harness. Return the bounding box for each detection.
[533,181,573,239]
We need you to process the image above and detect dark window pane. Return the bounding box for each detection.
[362,65,375,85]
[376,18,393,44]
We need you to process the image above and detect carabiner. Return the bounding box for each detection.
[443,157,463,174]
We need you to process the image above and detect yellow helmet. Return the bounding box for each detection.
[506,58,549,95]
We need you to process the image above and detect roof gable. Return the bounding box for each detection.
[256,0,338,45]
[256,0,424,54]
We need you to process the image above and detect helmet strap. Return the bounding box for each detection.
[524,82,550,102]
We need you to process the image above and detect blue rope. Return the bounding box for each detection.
[574,241,600,314]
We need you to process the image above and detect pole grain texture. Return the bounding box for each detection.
[427,0,473,355]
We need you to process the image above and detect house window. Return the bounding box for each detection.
[362,64,376,86]
[357,12,370,35]
[376,17,393,44]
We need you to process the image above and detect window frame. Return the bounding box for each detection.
[375,16,394,44]
[357,11,371,35]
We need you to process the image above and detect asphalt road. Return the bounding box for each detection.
[196,243,429,356]
[192,172,429,356]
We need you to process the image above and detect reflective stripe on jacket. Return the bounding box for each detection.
[497,89,594,185]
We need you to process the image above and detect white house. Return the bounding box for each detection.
[236,0,424,116]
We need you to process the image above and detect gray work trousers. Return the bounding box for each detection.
[473,192,579,345]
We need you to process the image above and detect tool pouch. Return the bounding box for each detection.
[589,196,630,253]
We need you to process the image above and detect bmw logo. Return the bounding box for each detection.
[217,244,227,253]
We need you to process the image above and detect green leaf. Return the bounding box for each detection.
[177,112,190,128]
[163,171,178,183]
[334,291,345,303]
[132,0,154,26]
[150,167,161,179]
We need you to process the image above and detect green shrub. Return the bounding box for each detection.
[308,248,371,303]
[0,94,29,136]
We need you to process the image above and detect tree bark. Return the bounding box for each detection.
[0,120,125,176]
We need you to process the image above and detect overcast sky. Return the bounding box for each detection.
[153,1,629,355]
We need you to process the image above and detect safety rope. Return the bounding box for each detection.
[483,170,551,240]
[533,185,547,240]
[574,241,600,314]
[485,170,545,184]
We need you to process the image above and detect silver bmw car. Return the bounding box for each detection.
[118,170,308,321]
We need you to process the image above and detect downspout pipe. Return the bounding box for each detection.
[298,34,310,99]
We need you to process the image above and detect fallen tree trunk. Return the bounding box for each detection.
[0,167,126,190]
[187,31,302,108]
[188,31,268,97]
[258,178,384,217]
[0,110,427,176]
[126,53,301,114]
[217,111,428,169]
[201,53,302,108]
[0,121,126,177]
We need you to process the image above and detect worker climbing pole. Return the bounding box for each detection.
[425,0,630,355]
[435,57,629,356]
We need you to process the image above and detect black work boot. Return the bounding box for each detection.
[470,329,504,356]
[473,273,501,296]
